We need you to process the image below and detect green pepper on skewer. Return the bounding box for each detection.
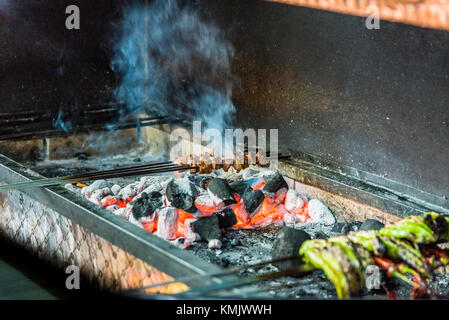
[329,236,366,284]
[300,239,364,299]
[377,235,432,278]
[298,212,448,299]
[300,240,352,299]
[380,212,449,244]
[347,230,386,255]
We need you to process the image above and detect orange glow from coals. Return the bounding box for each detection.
[252,181,266,190]
[195,201,218,215]
[102,177,310,238]
[232,193,250,227]
[102,197,118,207]
[116,199,127,208]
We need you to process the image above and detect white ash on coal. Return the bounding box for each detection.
[118,183,138,200]
[284,190,307,214]
[171,237,189,249]
[208,239,222,249]
[195,194,225,215]
[156,207,179,240]
[105,204,121,212]
[184,218,201,242]
[307,199,336,225]
[81,179,110,198]
[111,184,122,196]
[64,183,78,193]
[89,187,112,206]
[63,164,337,252]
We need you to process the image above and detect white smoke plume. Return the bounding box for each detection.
[111,0,236,132]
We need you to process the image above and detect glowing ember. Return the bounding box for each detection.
[70,167,333,249]
[176,209,195,238]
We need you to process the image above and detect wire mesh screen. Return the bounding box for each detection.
[0,188,189,294]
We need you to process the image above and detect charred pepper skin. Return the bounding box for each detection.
[377,236,432,278]
[299,240,353,299]
[298,212,449,299]
[380,212,449,244]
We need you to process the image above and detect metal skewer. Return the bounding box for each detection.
[123,255,303,294]
[0,162,191,192]
[183,264,316,297]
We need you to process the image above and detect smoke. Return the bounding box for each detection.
[53,109,73,132]
[0,0,12,13]
[111,0,236,132]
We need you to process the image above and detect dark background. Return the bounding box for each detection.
[0,0,448,208]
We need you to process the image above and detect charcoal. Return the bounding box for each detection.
[208,239,222,249]
[113,207,127,219]
[101,195,118,207]
[188,175,213,189]
[230,238,241,246]
[192,215,222,241]
[89,187,112,205]
[229,180,253,195]
[315,231,329,239]
[137,176,165,193]
[272,227,311,272]
[171,237,188,249]
[131,191,163,221]
[234,203,251,225]
[342,221,363,234]
[207,178,237,206]
[184,218,201,241]
[64,183,77,192]
[118,183,138,200]
[157,207,179,240]
[165,179,198,213]
[331,222,347,234]
[283,212,299,226]
[307,199,335,225]
[242,187,265,214]
[215,208,238,229]
[195,194,225,214]
[284,189,307,214]
[82,179,110,198]
[360,219,385,231]
[111,184,122,196]
[262,172,288,193]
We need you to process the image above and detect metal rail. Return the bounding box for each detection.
[0,154,250,295]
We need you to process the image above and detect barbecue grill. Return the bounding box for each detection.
[0,0,448,300]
